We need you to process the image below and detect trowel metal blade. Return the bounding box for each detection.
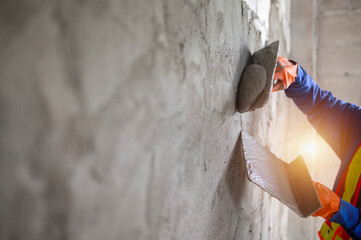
[240,131,321,218]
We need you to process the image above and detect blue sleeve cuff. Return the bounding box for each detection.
[331,199,361,237]
[284,65,315,115]
[290,65,305,87]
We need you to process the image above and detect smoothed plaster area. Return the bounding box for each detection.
[0,0,295,239]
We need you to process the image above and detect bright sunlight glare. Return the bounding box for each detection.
[302,140,317,157]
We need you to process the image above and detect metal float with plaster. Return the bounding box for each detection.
[237,41,279,113]
[240,131,321,217]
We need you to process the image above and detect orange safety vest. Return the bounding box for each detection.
[318,144,361,240]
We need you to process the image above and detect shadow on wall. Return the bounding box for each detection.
[205,132,248,239]
[225,131,247,205]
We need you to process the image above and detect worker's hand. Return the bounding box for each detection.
[312,181,341,220]
[272,57,298,92]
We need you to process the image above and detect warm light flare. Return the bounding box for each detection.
[302,140,317,157]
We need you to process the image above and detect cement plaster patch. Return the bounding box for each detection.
[237,64,267,113]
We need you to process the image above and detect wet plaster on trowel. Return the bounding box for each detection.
[237,41,279,113]
[237,64,267,113]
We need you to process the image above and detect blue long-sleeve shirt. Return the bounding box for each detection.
[285,65,361,239]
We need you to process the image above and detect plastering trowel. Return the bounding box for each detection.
[240,131,321,217]
[237,41,279,113]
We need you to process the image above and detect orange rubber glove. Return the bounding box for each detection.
[272,57,298,92]
[312,181,341,220]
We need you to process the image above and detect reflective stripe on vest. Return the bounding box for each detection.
[319,221,351,240]
[319,144,361,240]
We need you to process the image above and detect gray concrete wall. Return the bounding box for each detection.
[0,1,299,239]
[317,0,361,105]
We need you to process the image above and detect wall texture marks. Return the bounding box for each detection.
[0,1,294,239]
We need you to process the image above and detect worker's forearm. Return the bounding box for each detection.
[284,65,327,116]
[330,199,361,239]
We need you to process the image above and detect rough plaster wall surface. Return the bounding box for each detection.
[0,0,293,239]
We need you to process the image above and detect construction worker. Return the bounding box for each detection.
[273,57,361,239]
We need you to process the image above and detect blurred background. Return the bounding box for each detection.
[0,0,360,239]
